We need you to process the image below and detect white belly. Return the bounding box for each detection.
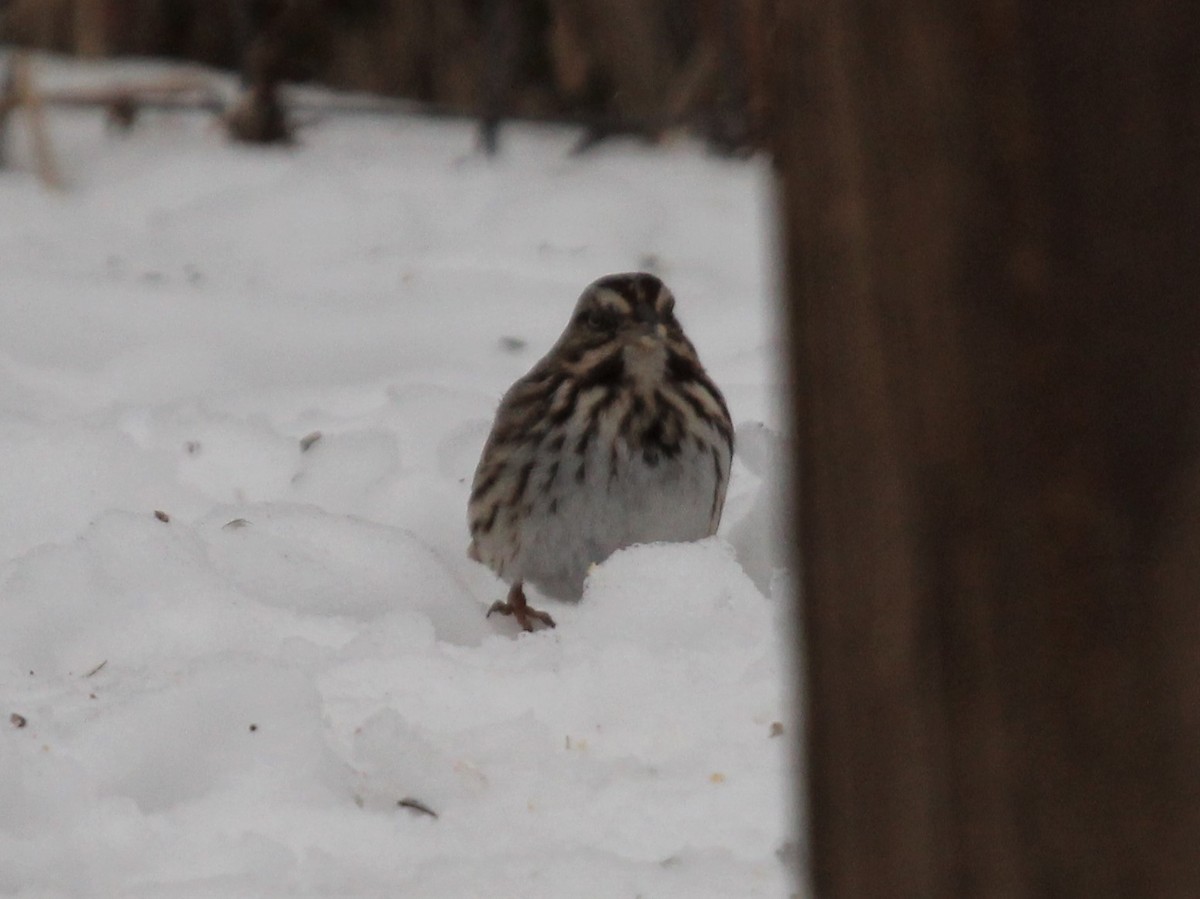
[513,430,726,599]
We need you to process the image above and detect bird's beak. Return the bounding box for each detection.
[631,306,664,344]
[635,322,667,347]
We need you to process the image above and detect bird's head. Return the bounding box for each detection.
[570,272,677,341]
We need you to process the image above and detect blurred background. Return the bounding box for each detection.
[1,0,774,153]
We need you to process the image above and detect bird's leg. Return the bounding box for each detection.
[487,580,556,631]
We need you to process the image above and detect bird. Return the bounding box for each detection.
[467,272,734,631]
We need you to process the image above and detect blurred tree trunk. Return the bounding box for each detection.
[548,0,669,127]
[2,0,74,52]
[740,0,771,147]
[775,1,1200,896]
[73,0,109,57]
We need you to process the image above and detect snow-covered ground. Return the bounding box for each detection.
[0,58,796,897]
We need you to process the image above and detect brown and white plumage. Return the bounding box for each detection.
[468,272,734,630]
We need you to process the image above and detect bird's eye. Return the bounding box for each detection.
[586,308,617,331]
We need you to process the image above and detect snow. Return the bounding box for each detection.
[0,57,796,897]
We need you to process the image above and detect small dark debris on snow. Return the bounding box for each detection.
[300,431,322,452]
[775,841,801,865]
[249,723,258,733]
[223,518,250,530]
[154,510,170,523]
[769,721,785,738]
[638,253,662,273]
[84,660,108,678]
[10,713,27,728]
[185,441,201,455]
[397,797,438,819]
[499,336,527,353]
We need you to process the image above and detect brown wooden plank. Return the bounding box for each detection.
[775,2,1200,895]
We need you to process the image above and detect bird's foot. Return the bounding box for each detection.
[486,582,556,632]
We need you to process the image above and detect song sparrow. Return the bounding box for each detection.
[468,272,734,631]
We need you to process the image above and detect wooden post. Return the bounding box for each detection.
[1,53,64,188]
[774,2,1200,895]
[0,55,14,168]
[478,0,517,155]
